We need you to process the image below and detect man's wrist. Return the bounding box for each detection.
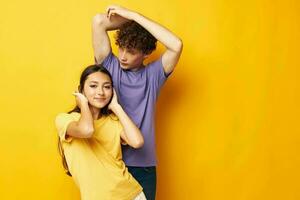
[130,11,140,21]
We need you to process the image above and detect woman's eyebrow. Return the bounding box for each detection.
[89,81,99,84]
[89,81,111,85]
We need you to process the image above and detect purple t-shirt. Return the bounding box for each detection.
[101,52,168,167]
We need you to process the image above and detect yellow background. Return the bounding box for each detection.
[1,0,299,199]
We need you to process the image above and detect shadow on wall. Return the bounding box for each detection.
[153,50,206,199]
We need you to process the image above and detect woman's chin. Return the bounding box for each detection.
[90,102,107,109]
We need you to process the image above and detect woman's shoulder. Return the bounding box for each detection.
[99,114,120,126]
[106,114,122,131]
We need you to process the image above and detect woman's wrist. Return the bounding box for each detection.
[110,104,122,114]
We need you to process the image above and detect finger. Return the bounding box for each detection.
[107,7,114,18]
[108,9,115,19]
[72,92,80,96]
[106,7,111,18]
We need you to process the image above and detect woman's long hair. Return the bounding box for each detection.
[58,64,113,176]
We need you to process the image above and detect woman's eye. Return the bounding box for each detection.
[104,86,111,89]
[90,85,97,88]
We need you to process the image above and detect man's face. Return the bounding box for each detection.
[117,47,148,71]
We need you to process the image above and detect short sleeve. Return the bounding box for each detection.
[110,116,125,145]
[55,113,80,143]
[100,51,119,73]
[146,56,169,89]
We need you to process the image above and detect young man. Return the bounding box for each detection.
[92,5,183,200]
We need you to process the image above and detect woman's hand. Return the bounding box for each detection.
[108,89,120,112]
[73,92,89,109]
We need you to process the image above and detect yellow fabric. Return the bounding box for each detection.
[55,112,142,200]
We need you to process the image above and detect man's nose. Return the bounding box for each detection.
[120,51,127,61]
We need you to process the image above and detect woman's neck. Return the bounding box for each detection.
[89,106,101,120]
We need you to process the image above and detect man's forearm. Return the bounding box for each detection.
[131,12,182,53]
[93,13,129,31]
[105,5,182,52]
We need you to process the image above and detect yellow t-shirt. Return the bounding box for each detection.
[55,112,142,200]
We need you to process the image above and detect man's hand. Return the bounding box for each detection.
[106,5,136,21]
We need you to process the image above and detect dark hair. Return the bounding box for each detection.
[58,64,113,176]
[115,21,157,54]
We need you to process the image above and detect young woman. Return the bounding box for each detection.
[55,64,147,200]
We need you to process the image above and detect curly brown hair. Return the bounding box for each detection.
[115,21,157,54]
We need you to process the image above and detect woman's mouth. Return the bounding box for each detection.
[94,98,106,101]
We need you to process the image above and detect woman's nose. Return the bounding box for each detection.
[97,88,104,95]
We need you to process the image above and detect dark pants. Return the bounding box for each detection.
[127,166,156,200]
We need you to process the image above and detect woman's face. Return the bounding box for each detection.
[82,72,113,109]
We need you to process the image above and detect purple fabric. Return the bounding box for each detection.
[101,52,168,166]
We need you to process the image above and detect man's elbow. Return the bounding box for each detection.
[174,38,183,53]
[92,14,107,27]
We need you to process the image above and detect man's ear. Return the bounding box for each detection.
[143,53,150,60]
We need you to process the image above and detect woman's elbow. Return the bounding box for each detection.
[80,126,94,138]
[131,138,144,149]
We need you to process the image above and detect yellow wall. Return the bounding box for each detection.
[1,0,299,199]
